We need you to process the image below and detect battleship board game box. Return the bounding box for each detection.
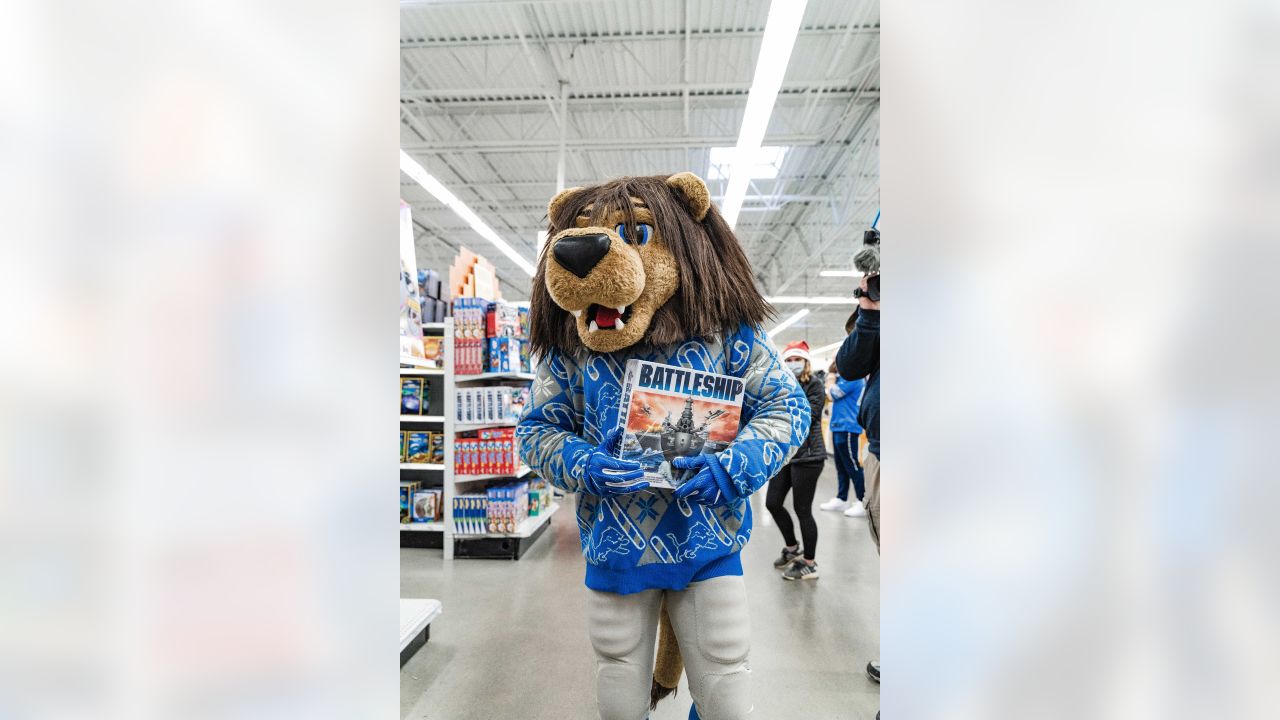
[614,359,745,490]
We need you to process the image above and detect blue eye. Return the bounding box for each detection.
[614,223,653,245]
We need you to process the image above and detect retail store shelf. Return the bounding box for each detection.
[400,414,446,423]
[400,462,445,471]
[399,598,442,667]
[453,465,531,483]
[400,355,436,368]
[455,371,536,383]
[400,522,444,532]
[455,421,517,432]
[399,367,445,376]
[457,502,559,540]
[422,322,446,330]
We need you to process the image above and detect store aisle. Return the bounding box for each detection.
[400,463,880,720]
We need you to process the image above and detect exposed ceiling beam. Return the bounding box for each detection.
[401,24,880,49]
[405,195,836,213]
[402,134,823,152]
[400,91,877,112]
[402,0,611,6]
[402,83,879,103]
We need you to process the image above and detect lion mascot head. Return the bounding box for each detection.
[529,172,772,356]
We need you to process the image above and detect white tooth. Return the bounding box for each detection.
[571,309,582,318]
[615,318,625,329]
[617,306,627,314]
[589,320,599,332]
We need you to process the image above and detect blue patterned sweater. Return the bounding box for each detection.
[516,324,811,594]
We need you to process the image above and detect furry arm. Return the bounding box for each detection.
[516,351,647,495]
[709,325,812,498]
[516,350,596,494]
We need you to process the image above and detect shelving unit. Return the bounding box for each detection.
[399,367,445,377]
[400,598,442,667]
[401,322,447,548]
[455,371,535,383]
[454,465,532,483]
[402,316,548,559]
[454,502,561,559]
[454,421,517,432]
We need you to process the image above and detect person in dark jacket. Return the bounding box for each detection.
[837,272,880,692]
[836,285,879,547]
[766,340,827,580]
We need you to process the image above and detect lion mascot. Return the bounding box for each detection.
[516,173,811,720]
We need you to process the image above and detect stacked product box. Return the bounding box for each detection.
[527,480,551,516]
[452,493,489,535]
[484,480,530,534]
[485,301,521,339]
[417,269,449,323]
[400,480,420,523]
[454,386,529,425]
[421,336,443,368]
[449,483,532,535]
[486,336,524,373]
[453,428,520,476]
[401,430,446,464]
[452,298,533,375]
[452,297,489,375]
[408,487,443,524]
[400,377,431,415]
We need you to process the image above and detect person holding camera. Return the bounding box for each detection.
[836,229,880,694]
[837,232,880,546]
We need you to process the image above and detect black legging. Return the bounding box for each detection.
[765,460,824,560]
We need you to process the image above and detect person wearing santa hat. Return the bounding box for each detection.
[766,340,828,580]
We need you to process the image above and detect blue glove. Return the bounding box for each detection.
[575,427,650,496]
[671,453,737,507]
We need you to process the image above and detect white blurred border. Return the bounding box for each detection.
[0,1,397,718]
[887,0,1280,718]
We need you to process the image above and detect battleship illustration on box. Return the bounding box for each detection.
[614,359,744,490]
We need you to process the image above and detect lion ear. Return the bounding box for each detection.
[547,186,584,222]
[666,172,711,222]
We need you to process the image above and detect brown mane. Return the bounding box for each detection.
[529,175,774,357]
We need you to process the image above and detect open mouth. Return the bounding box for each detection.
[577,303,634,332]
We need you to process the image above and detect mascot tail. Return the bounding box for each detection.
[651,595,684,710]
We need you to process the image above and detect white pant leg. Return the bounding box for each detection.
[665,575,753,719]
[587,587,663,720]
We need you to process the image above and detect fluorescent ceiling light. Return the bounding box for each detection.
[819,269,864,278]
[720,0,809,229]
[813,340,844,354]
[767,296,857,305]
[400,150,536,277]
[767,308,810,338]
[708,146,788,181]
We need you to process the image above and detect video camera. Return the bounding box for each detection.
[852,227,880,302]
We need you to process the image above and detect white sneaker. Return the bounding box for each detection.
[820,497,852,512]
[844,503,866,518]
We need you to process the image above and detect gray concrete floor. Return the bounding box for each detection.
[400,463,880,720]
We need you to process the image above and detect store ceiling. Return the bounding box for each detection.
[401,0,879,356]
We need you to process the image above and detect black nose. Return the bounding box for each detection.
[552,233,611,279]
